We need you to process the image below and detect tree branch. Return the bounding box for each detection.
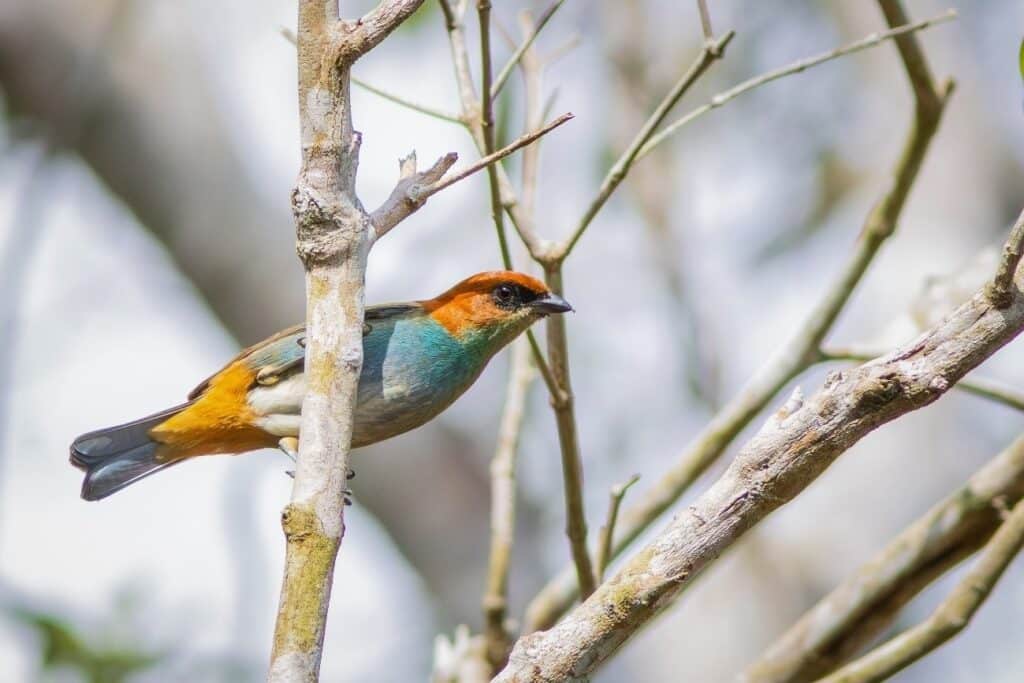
[544,264,597,599]
[817,497,1024,683]
[988,208,1024,308]
[489,0,566,100]
[594,474,640,584]
[369,112,573,237]
[496,213,1024,681]
[555,29,735,261]
[743,434,1024,683]
[636,9,956,161]
[269,2,427,680]
[476,0,513,268]
[522,0,955,632]
[821,348,1024,413]
[482,339,534,672]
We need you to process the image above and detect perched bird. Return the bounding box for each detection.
[70,271,571,501]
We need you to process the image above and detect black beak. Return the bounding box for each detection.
[530,292,574,314]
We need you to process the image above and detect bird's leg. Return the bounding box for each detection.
[278,437,299,478]
[278,437,354,504]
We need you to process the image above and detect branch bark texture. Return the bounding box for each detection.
[523,1,955,632]
[496,215,1024,680]
[269,2,425,680]
[743,433,1024,682]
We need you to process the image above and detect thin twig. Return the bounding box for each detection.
[743,434,1024,683]
[441,0,596,603]
[637,9,957,160]
[369,113,573,236]
[281,27,464,124]
[523,2,954,632]
[490,0,567,99]
[477,0,514,268]
[556,30,735,261]
[817,498,1024,683]
[545,263,597,599]
[482,339,535,672]
[427,113,573,199]
[696,0,714,45]
[353,76,464,123]
[821,348,1024,413]
[988,208,1024,308]
[594,474,641,583]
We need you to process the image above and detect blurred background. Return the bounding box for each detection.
[2,0,1024,680]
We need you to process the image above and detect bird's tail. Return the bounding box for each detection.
[69,403,192,501]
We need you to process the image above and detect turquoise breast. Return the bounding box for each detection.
[352,312,487,447]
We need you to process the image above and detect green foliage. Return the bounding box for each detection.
[6,603,163,683]
[1019,37,1024,82]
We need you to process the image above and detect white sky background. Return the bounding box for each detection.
[2,0,1024,681]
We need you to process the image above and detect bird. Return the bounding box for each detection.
[70,271,572,501]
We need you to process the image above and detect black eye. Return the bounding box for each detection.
[493,284,517,308]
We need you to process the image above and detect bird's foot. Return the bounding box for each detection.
[278,437,299,462]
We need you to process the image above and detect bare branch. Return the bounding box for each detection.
[353,76,464,123]
[482,339,535,672]
[545,264,597,599]
[269,1,426,679]
[556,30,735,261]
[370,151,459,238]
[497,218,1024,681]
[637,9,957,160]
[988,209,1024,308]
[369,113,573,237]
[695,0,714,45]
[822,348,1024,413]
[523,1,953,632]
[743,434,1024,683]
[490,0,567,99]
[817,498,1024,683]
[477,0,513,268]
[594,474,641,583]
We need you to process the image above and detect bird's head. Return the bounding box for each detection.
[423,271,573,349]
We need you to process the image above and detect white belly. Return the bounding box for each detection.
[248,375,304,437]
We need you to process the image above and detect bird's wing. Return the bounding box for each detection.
[186,303,424,399]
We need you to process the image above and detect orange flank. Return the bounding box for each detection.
[422,271,548,337]
[149,362,275,460]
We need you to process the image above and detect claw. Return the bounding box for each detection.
[278,437,299,463]
[347,467,356,480]
[285,470,295,479]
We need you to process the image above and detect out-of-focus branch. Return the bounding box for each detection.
[354,76,465,123]
[476,0,513,268]
[742,434,1024,683]
[696,0,714,44]
[482,339,534,672]
[489,0,566,99]
[594,474,640,583]
[523,0,954,632]
[555,29,735,261]
[637,9,956,160]
[496,213,1024,682]
[817,498,1024,683]
[821,348,1024,413]
[281,25,465,124]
